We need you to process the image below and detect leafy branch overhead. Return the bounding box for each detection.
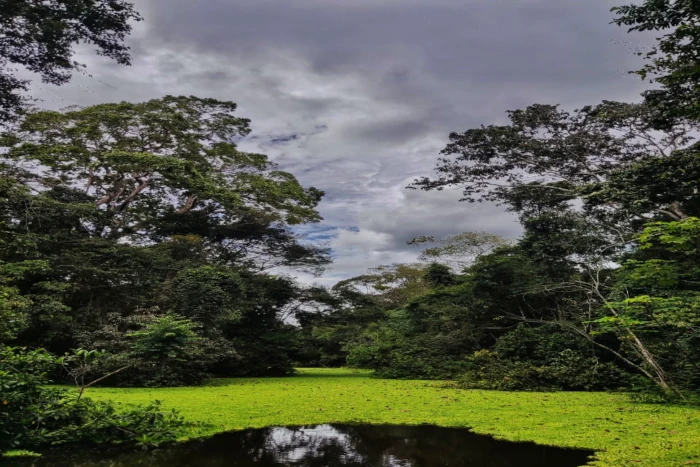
[409,101,697,218]
[0,0,142,122]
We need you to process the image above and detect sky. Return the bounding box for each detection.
[28,0,654,286]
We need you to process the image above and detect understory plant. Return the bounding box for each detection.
[78,311,238,387]
[0,346,187,455]
[458,326,631,391]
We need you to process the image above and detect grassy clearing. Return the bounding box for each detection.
[80,368,699,467]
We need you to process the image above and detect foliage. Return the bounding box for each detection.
[344,281,495,380]
[613,0,700,121]
[0,347,186,454]
[408,231,510,269]
[593,218,700,395]
[77,311,237,387]
[1,96,325,251]
[294,286,387,368]
[458,326,631,391]
[123,313,228,387]
[423,263,457,287]
[333,263,431,310]
[169,267,243,327]
[583,149,700,222]
[409,102,693,210]
[347,341,469,380]
[0,97,327,383]
[128,314,202,360]
[0,285,30,342]
[0,0,141,122]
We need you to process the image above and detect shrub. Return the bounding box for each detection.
[0,347,186,454]
[78,311,237,387]
[347,340,468,380]
[215,330,297,377]
[457,326,631,391]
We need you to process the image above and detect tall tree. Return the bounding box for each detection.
[0,95,328,272]
[0,97,328,381]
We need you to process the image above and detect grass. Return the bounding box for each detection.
[78,368,699,467]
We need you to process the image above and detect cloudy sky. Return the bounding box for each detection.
[30,0,653,286]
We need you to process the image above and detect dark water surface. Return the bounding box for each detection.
[7,424,594,467]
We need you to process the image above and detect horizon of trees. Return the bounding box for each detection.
[0,0,698,431]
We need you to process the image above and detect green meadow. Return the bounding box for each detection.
[78,368,700,467]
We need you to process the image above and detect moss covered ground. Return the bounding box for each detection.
[80,368,699,467]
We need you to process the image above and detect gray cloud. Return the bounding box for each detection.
[27,0,655,284]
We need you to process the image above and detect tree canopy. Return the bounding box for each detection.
[0,96,328,385]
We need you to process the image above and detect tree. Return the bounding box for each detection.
[408,231,510,269]
[583,148,700,222]
[334,263,431,310]
[409,101,696,222]
[0,0,141,122]
[423,263,456,287]
[0,96,328,271]
[0,97,328,381]
[598,218,700,394]
[613,0,700,121]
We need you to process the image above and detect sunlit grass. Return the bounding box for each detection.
[80,368,700,467]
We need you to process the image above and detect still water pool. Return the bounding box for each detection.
[7,424,594,466]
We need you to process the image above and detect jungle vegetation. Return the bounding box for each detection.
[1,0,699,457]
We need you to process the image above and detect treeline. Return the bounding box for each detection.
[0,95,336,452]
[297,3,700,399]
[0,96,330,387]
[2,0,700,402]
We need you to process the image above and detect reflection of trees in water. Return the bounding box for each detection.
[336,425,591,467]
[7,425,592,467]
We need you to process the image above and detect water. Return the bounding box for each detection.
[7,424,594,467]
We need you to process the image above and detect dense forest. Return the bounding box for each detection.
[1,0,700,457]
[299,98,700,397]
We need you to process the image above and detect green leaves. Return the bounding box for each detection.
[613,0,700,120]
[0,346,187,453]
[127,313,203,361]
[1,96,326,269]
[0,0,141,121]
[638,217,700,253]
[0,287,30,343]
[170,266,243,326]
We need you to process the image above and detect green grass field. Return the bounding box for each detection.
[80,368,699,467]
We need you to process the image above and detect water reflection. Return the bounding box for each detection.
[8,424,594,467]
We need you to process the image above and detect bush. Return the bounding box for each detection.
[457,326,631,391]
[214,330,297,377]
[0,347,186,454]
[347,340,468,380]
[457,349,627,391]
[78,311,237,387]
